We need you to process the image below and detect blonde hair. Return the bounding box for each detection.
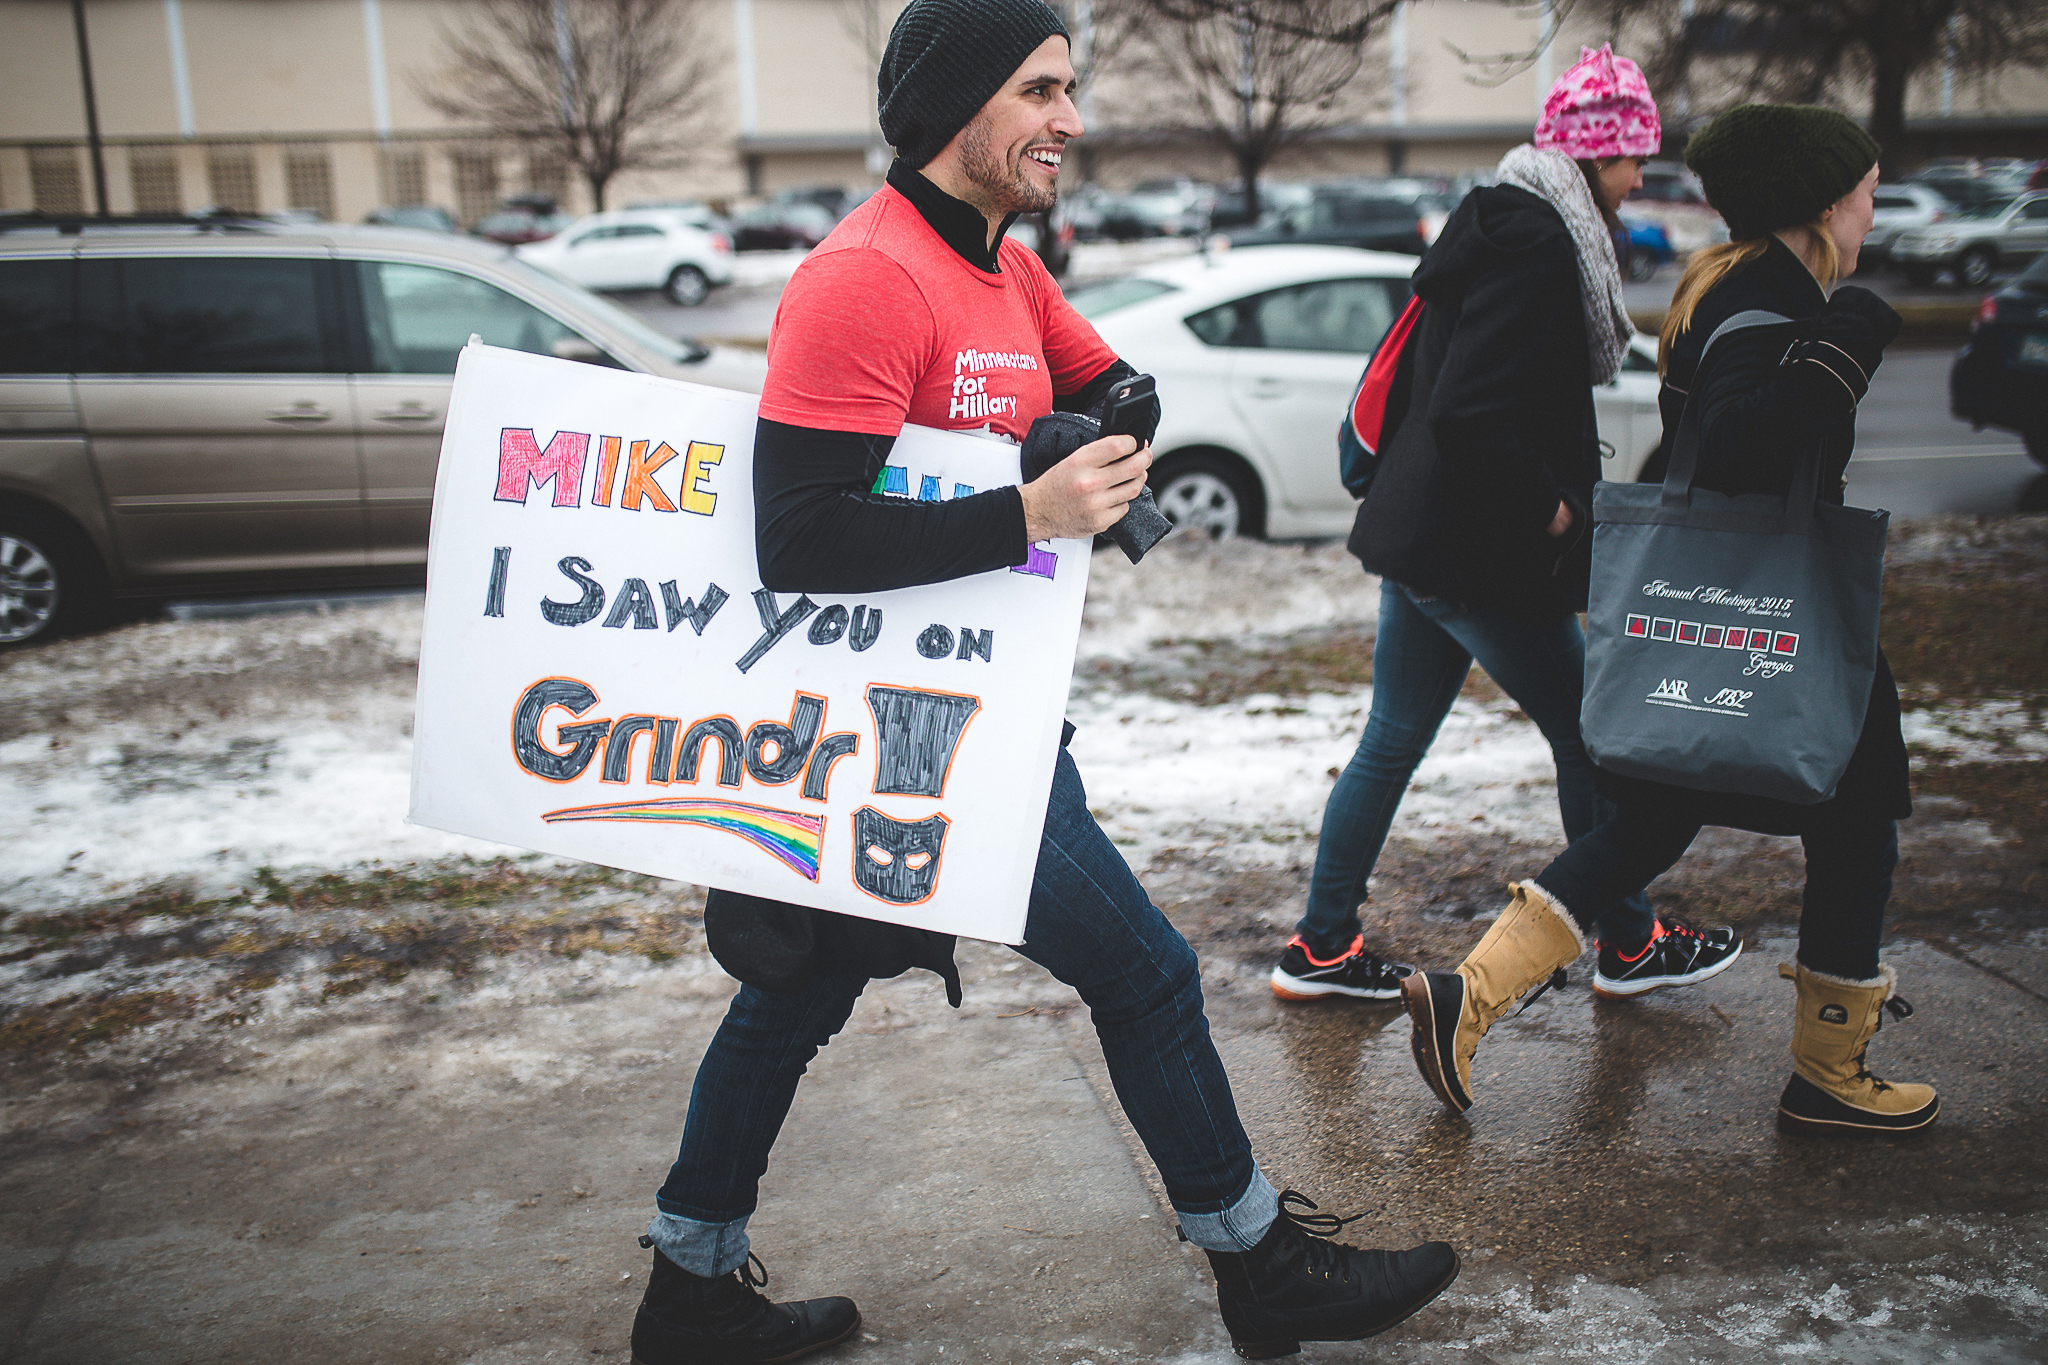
[1658,221,1841,376]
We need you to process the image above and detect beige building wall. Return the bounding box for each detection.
[2,0,2042,220]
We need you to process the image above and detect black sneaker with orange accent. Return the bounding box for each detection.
[1592,917,1742,1000]
[1271,935,1412,1002]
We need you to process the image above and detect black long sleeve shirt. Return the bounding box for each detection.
[752,160,1130,595]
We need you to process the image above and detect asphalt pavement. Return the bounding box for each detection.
[6,929,2044,1361]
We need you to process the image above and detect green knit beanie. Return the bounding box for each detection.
[1684,104,1880,241]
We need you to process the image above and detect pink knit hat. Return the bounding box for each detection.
[1535,44,1661,160]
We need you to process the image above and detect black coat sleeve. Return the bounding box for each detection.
[1692,287,1901,498]
[753,419,1030,594]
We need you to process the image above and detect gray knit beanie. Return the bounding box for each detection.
[1684,104,1880,241]
[878,0,1070,169]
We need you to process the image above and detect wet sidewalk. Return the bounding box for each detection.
[4,925,2045,1362]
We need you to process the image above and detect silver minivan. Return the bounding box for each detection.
[0,217,765,646]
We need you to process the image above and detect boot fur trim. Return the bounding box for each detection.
[1519,881,1589,957]
[1779,960,1895,995]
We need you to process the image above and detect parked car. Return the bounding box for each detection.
[0,215,765,646]
[471,209,572,244]
[1950,252,2048,467]
[364,204,459,234]
[1619,211,1674,282]
[769,185,876,221]
[1096,180,1214,240]
[624,200,737,235]
[1890,192,2048,287]
[1207,181,1311,232]
[1226,185,1450,257]
[1635,161,1709,207]
[1066,244,1665,539]
[515,208,736,305]
[1861,183,1949,267]
[1906,159,2034,209]
[731,201,837,251]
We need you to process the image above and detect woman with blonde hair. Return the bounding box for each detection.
[1403,104,1937,1138]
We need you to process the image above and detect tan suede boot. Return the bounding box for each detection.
[1402,882,1586,1113]
[1776,961,1939,1136]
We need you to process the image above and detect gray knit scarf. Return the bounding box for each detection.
[1495,143,1632,385]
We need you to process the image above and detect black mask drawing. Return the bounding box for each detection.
[851,807,949,905]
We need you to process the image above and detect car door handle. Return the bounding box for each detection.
[265,403,333,423]
[374,403,438,422]
[1248,378,1289,398]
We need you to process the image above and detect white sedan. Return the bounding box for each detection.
[518,208,737,305]
[1072,245,1664,538]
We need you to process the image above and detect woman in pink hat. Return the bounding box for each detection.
[1272,47,1743,1018]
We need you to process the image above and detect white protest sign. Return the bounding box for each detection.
[408,344,1091,944]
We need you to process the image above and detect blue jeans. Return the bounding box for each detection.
[1297,581,1656,955]
[1534,809,1896,982]
[648,747,1278,1275]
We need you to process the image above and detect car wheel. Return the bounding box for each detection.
[2026,429,2048,470]
[1151,452,1260,540]
[664,265,711,307]
[1902,263,1936,287]
[0,509,105,648]
[1956,247,1996,288]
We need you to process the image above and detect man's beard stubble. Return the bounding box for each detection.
[957,116,1058,217]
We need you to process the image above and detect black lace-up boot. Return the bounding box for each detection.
[1200,1191,1459,1359]
[630,1242,861,1365]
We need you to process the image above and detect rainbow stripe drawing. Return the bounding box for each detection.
[541,797,825,881]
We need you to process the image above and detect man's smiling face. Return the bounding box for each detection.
[944,34,1082,219]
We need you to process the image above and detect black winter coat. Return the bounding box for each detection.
[1348,184,1603,618]
[1597,236,1912,835]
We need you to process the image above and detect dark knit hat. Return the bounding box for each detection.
[878,0,1069,169]
[1684,103,1880,241]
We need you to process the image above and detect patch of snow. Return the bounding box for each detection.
[1900,700,2047,762]
[1066,684,1563,877]
[1078,537,1376,661]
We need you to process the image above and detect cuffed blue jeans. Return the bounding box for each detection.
[1534,808,1896,982]
[1297,580,1656,955]
[649,747,1278,1275]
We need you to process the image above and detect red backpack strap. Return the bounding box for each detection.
[1350,295,1425,456]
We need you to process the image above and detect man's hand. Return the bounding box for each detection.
[1020,434,1150,541]
[1546,499,1573,538]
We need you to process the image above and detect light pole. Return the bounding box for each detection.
[71,0,110,216]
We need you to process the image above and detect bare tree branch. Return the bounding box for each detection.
[1101,0,1395,219]
[1570,0,2048,171]
[420,0,726,211]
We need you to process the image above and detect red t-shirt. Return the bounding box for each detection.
[758,186,1116,441]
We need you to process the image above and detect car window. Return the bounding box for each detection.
[1313,196,1412,229]
[498,256,708,366]
[614,224,665,239]
[1064,276,1180,319]
[0,257,74,373]
[1873,194,1916,211]
[354,260,594,374]
[1188,278,1404,353]
[76,255,339,373]
[568,228,612,246]
[1256,279,1400,352]
[2022,199,2048,220]
[1196,278,1417,349]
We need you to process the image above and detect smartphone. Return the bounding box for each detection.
[1100,374,1156,443]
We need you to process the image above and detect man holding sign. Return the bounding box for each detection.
[628,2,1459,1360]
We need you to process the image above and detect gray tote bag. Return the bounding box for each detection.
[1580,312,1888,805]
